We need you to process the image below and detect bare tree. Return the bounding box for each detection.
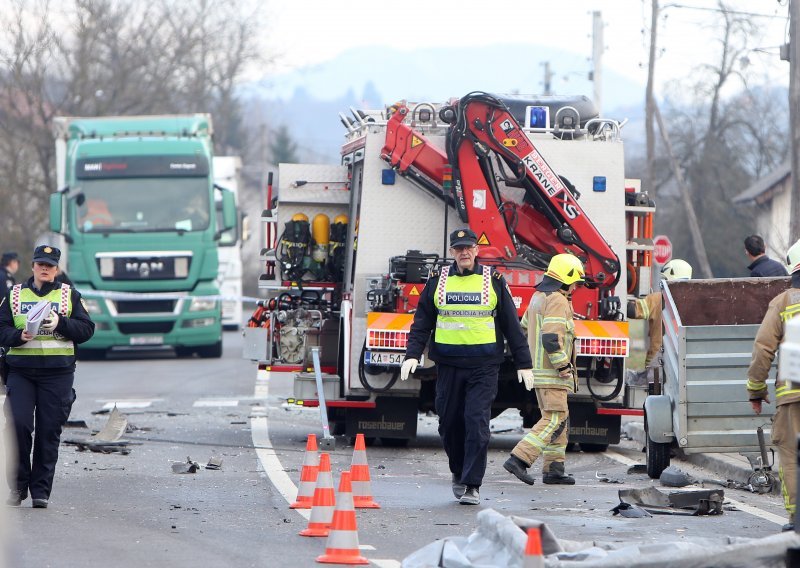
[0,0,266,257]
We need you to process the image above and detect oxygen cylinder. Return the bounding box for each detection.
[279,213,311,281]
[311,214,330,263]
[328,214,349,282]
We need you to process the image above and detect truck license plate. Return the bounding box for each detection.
[129,336,164,346]
[364,351,409,367]
[364,351,424,367]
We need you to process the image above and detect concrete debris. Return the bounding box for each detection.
[172,457,200,474]
[402,509,800,567]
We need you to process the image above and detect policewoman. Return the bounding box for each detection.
[401,229,532,505]
[1,245,95,508]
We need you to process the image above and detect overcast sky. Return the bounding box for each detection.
[262,0,789,93]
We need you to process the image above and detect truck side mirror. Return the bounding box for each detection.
[220,189,236,232]
[50,193,63,233]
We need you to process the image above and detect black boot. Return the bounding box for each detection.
[503,455,536,485]
[543,462,575,485]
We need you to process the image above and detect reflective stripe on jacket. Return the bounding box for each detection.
[8,283,74,357]
[433,265,497,356]
[528,290,576,391]
[746,288,800,406]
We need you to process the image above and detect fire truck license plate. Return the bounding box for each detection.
[129,336,164,346]
[364,351,408,366]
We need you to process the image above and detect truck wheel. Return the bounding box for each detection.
[198,340,223,358]
[580,443,608,453]
[646,434,671,478]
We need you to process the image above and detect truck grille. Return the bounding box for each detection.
[118,322,174,334]
[115,300,176,314]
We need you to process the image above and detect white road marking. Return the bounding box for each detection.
[100,400,155,409]
[605,450,786,526]
[250,369,310,520]
[359,544,376,550]
[370,560,401,568]
[193,399,239,407]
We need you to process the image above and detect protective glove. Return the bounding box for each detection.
[40,310,59,332]
[400,358,419,381]
[517,369,534,390]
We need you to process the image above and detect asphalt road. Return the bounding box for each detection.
[0,332,790,567]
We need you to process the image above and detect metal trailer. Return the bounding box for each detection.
[643,277,789,479]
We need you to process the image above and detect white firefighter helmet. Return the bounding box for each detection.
[661,258,692,281]
[787,239,800,274]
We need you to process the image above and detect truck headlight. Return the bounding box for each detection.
[83,298,102,314]
[189,297,217,312]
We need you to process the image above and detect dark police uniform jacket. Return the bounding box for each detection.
[0,266,14,301]
[405,261,532,369]
[0,277,95,370]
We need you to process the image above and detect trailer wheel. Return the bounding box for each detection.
[645,433,671,478]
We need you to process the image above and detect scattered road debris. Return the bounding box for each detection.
[172,456,200,474]
[205,457,223,470]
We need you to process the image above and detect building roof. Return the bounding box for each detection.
[733,160,790,204]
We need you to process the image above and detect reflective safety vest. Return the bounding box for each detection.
[433,265,497,356]
[776,300,800,400]
[8,283,74,357]
[528,290,576,391]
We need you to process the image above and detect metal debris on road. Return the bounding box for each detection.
[596,471,624,484]
[205,457,223,470]
[172,456,200,474]
[617,486,724,516]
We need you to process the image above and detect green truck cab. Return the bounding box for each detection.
[49,114,236,358]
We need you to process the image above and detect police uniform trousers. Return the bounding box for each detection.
[771,401,800,519]
[434,363,499,488]
[511,387,569,473]
[4,367,75,500]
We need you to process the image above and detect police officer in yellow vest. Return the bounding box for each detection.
[401,229,533,505]
[747,238,800,531]
[504,253,584,486]
[1,245,95,509]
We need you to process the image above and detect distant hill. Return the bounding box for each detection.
[243,44,647,163]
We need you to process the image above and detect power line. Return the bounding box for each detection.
[665,3,786,20]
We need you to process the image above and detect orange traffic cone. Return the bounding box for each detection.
[317,470,368,565]
[300,452,336,537]
[291,433,319,509]
[523,526,544,568]
[350,433,380,508]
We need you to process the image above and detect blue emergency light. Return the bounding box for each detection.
[526,106,550,129]
[593,176,606,192]
[382,169,396,185]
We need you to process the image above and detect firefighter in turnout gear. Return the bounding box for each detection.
[747,238,800,531]
[401,228,532,506]
[0,245,95,509]
[504,254,584,486]
[626,258,693,385]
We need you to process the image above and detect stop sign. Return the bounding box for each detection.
[653,235,673,264]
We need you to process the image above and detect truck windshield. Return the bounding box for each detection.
[75,178,210,233]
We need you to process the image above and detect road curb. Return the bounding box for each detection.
[622,421,781,495]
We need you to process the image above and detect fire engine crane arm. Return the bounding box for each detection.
[380,94,620,289]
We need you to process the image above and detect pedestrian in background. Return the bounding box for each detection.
[0,252,19,300]
[1,245,95,509]
[746,238,800,531]
[745,235,788,277]
[503,254,584,486]
[400,228,532,505]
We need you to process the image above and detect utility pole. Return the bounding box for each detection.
[592,11,604,115]
[790,0,800,240]
[645,0,659,198]
[542,62,553,95]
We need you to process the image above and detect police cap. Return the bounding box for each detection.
[1,251,18,265]
[32,245,61,266]
[449,228,478,248]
